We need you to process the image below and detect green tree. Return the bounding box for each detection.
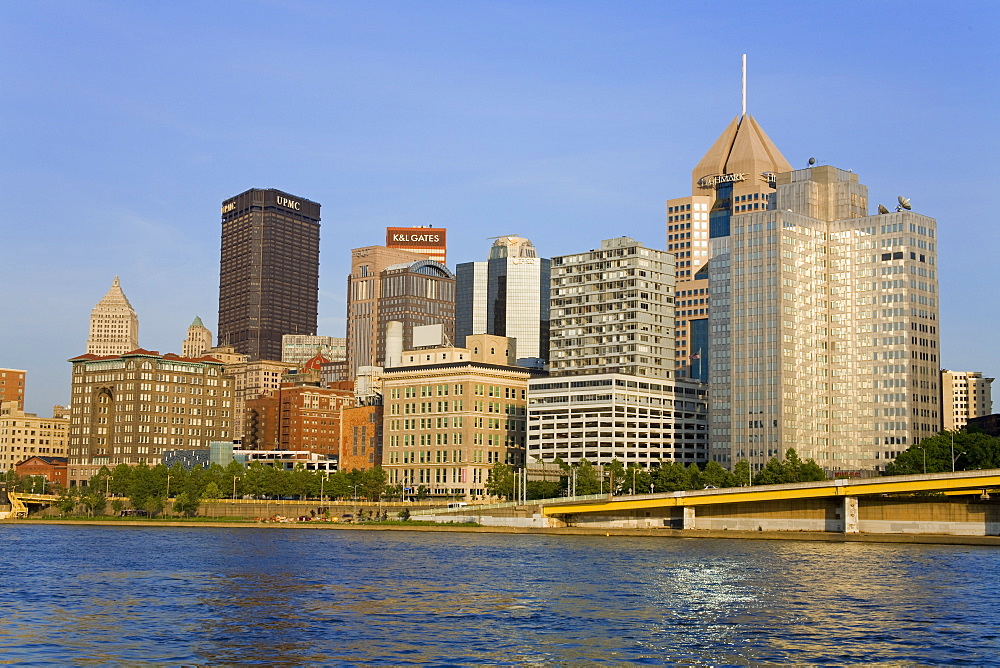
[526,480,561,500]
[886,431,1000,475]
[143,495,165,517]
[623,463,653,495]
[486,463,515,499]
[81,491,106,517]
[733,461,752,486]
[110,498,125,515]
[203,482,221,499]
[700,460,737,488]
[573,459,602,496]
[172,491,201,517]
[653,462,695,492]
[361,467,387,500]
[55,488,77,515]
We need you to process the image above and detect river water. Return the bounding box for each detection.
[1,525,998,665]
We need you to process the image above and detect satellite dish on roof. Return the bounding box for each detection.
[897,196,912,211]
[808,157,816,166]
[878,204,890,215]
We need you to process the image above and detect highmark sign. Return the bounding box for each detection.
[697,173,748,188]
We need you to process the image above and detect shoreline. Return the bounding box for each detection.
[5,518,1000,546]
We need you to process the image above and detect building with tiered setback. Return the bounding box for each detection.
[67,349,232,486]
[706,164,940,475]
[86,277,139,357]
[668,114,792,382]
[382,334,533,500]
[0,402,68,474]
[182,316,213,358]
[941,370,994,431]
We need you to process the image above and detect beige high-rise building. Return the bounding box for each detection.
[0,401,69,472]
[707,164,940,475]
[382,334,531,500]
[941,370,994,431]
[668,114,792,382]
[86,276,139,357]
[346,245,433,378]
[67,349,232,486]
[182,316,213,358]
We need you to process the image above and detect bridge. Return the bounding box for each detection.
[540,469,1000,534]
[0,493,59,519]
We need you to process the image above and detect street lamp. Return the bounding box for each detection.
[320,473,328,504]
[166,474,172,499]
[914,444,927,474]
[232,475,239,501]
[353,484,359,503]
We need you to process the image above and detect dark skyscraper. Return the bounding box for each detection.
[218,188,321,361]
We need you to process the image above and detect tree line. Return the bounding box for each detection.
[47,461,389,518]
[486,448,827,500]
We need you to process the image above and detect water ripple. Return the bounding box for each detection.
[1,526,999,665]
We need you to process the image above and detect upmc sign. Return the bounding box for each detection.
[386,227,447,249]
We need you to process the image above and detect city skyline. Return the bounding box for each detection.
[2,2,998,413]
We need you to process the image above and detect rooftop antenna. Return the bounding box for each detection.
[742,54,747,118]
[486,234,520,240]
[897,196,912,211]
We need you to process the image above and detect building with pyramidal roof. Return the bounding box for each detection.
[183,316,213,359]
[86,276,139,357]
[668,114,793,382]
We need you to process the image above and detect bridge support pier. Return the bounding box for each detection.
[682,506,696,530]
[842,496,859,533]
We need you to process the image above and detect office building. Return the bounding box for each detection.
[528,236,708,467]
[941,370,994,431]
[86,276,139,357]
[382,334,532,500]
[281,335,346,367]
[220,354,295,443]
[376,260,456,367]
[182,316,213,359]
[386,226,447,264]
[667,115,792,381]
[346,245,434,377]
[243,384,353,458]
[0,402,68,473]
[0,369,26,410]
[456,235,551,363]
[706,164,940,474]
[66,349,232,486]
[218,188,321,361]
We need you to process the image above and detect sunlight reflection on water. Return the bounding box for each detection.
[1,526,999,665]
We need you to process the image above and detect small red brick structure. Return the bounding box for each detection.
[15,456,68,489]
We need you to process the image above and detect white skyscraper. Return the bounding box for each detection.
[86,276,139,357]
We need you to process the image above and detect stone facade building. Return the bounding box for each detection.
[941,370,994,431]
[0,401,68,473]
[86,276,139,357]
[382,334,533,500]
[67,349,232,486]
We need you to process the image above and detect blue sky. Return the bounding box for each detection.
[2,1,998,414]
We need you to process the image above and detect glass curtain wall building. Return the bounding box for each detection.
[455,236,550,364]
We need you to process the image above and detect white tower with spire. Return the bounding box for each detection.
[86,276,139,356]
[182,316,213,358]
